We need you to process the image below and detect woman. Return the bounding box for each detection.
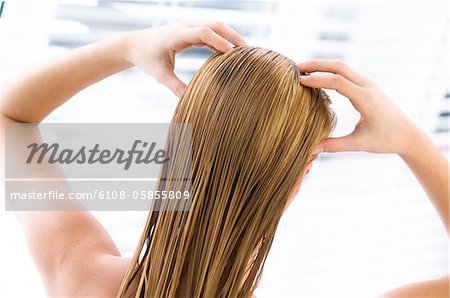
[118,45,335,297]
[1,22,448,297]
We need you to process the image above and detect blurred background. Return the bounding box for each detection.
[0,0,448,297]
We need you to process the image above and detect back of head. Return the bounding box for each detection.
[119,47,335,297]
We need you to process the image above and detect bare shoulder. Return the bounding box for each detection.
[49,255,130,297]
[380,276,449,298]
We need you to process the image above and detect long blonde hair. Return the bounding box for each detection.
[118,47,335,297]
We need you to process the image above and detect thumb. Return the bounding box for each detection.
[321,134,360,153]
[156,69,187,97]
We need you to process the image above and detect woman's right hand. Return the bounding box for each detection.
[123,21,246,97]
[297,59,420,156]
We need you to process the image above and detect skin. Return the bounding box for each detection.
[0,21,448,297]
[297,61,449,297]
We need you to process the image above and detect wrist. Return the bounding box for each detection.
[106,32,137,69]
[398,124,428,161]
[119,29,151,67]
[119,31,138,65]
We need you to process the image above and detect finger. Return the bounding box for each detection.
[155,69,187,97]
[205,45,218,53]
[191,43,217,53]
[207,21,247,47]
[196,27,233,52]
[299,74,366,109]
[179,27,232,53]
[297,59,370,87]
[321,135,361,153]
[182,21,246,47]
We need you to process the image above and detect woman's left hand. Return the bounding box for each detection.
[123,21,247,97]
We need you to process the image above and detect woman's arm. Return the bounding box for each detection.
[2,35,132,123]
[380,276,449,298]
[398,129,449,230]
[1,21,245,295]
[297,59,449,297]
[2,21,246,123]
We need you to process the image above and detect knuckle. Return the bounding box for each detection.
[359,87,373,98]
[214,21,226,28]
[199,27,212,38]
[360,88,373,99]
[332,59,346,68]
[332,74,344,86]
[368,81,380,90]
[307,60,318,67]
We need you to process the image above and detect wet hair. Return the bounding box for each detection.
[118,47,335,298]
